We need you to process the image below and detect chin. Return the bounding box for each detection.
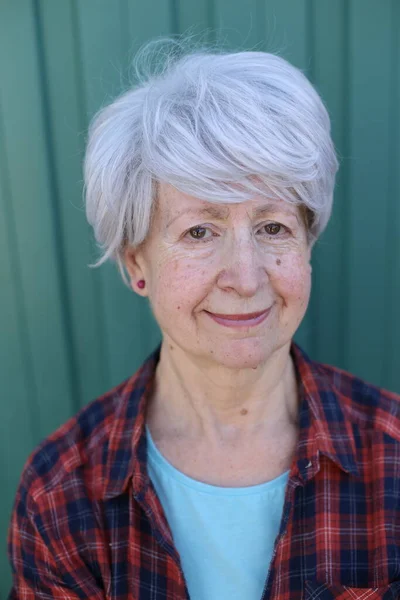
[207,338,272,370]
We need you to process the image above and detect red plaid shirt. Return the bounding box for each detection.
[8,342,400,599]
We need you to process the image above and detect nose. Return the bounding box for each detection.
[216,234,266,297]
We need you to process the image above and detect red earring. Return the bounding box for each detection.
[137,280,145,289]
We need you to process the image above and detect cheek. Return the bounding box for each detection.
[151,258,209,314]
[272,254,312,302]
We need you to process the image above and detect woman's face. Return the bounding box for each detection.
[125,182,312,369]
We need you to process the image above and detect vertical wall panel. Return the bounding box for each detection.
[75,1,131,392]
[1,0,74,592]
[347,0,392,385]
[385,0,400,391]
[37,0,108,410]
[0,104,37,588]
[0,3,74,436]
[40,0,109,405]
[311,0,348,368]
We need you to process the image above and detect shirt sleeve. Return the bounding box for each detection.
[7,476,106,599]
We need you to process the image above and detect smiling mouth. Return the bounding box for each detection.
[206,309,268,320]
[204,307,272,328]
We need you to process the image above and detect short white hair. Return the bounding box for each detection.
[83,36,339,287]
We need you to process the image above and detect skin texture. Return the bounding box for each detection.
[124,182,312,484]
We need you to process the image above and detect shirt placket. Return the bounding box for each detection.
[260,454,319,600]
[132,483,191,600]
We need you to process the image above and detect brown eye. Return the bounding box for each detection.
[189,226,207,239]
[265,223,282,235]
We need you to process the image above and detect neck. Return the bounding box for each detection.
[146,339,300,447]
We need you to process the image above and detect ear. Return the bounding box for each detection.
[123,246,148,297]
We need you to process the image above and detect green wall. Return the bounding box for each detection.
[1,0,399,594]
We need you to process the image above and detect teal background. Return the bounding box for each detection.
[1,0,399,594]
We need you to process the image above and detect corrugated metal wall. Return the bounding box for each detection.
[1,0,399,592]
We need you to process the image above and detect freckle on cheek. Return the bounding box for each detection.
[276,259,281,265]
[177,306,181,310]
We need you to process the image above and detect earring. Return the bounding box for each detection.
[137,280,145,289]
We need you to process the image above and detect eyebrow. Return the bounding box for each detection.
[253,203,299,220]
[166,202,299,228]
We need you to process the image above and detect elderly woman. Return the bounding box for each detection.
[8,39,400,600]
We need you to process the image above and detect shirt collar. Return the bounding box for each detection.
[291,343,359,479]
[98,341,359,501]
[99,345,161,501]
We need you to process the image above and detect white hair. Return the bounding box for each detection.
[83,36,339,287]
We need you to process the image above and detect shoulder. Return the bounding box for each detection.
[18,377,130,505]
[13,344,159,512]
[316,359,400,440]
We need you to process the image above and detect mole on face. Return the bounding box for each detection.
[240,409,248,416]
[276,258,281,265]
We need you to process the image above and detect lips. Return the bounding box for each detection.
[205,309,268,321]
[204,306,272,328]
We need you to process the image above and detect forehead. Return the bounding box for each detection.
[156,181,301,222]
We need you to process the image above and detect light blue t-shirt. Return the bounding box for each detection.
[145,425,289,600]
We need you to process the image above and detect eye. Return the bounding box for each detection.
[257,222,288,237]
[186,226,214,241]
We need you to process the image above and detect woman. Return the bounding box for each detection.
[8,38,400,599]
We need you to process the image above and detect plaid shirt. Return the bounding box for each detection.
[7,341,400,599]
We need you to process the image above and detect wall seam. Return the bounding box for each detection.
[342,0,351,370]
[383,0,399,388]
[0,94,40,440]
[70,0,111,393]
[32,0,81,416]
